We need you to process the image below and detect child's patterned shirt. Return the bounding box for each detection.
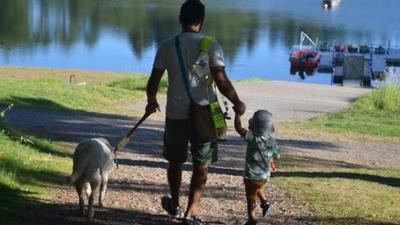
[244,131,280,181]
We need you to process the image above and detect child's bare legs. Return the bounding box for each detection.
[257,187,267,206]
[257,184,273,218]
[244,179,266,223]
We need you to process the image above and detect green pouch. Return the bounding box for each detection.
[210,100,226,129]
[210,100,227,141]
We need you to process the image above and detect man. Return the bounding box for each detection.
[145,1,245,224]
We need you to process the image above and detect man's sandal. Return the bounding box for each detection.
[161,195,182,219]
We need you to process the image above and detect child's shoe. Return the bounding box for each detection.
[244,220,257,225]
[260,202,272,217]
[182,217,202,225]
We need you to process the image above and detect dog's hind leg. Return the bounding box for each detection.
[75,180,85,216]
[84,182,92,199]
[99,174,109,208]
[87,173,101,220]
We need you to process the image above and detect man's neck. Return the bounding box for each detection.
[182,24,201,33]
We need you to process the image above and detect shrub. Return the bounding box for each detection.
[353,68,400,111]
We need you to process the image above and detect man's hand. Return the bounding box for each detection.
[233,100,246,116]
[145,101,160,114]
[211,67,246,116]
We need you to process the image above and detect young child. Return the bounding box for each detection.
[234,110,280,225]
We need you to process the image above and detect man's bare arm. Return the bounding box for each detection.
[146,68,165,113]
[210,66,246,115]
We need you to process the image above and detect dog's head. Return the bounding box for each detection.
[97,137,112,150]
[96,138,117,170]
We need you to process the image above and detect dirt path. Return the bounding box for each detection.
[5,81,398,225]
[127,81,370,121]
[7,107,310,225]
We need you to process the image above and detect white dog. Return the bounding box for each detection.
[68,138,115,219]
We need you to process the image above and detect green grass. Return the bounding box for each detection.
[353,85,400,111]
[0,72,168,115]
[107,74,168,93]
[285,80,400,223]
[275,154,400,224]
[0,120,71,225]
[0,76,142,114]
[309,85,400,137]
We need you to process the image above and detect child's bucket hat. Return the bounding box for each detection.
[249,110,275,136]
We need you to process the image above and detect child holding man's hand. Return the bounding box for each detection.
[234,110,280,225]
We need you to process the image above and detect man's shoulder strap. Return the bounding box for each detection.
[200,35,215,52]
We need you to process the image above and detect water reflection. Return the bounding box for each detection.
[0,0,399,83]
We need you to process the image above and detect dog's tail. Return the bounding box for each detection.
[68,142,91,185]
[68,167,85,185]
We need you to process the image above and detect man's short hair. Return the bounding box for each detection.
[179,0,205,27]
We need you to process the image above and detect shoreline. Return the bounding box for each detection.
[0,66,371,121]
[0,65,369,88]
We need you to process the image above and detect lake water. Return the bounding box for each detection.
[0,0,399,84]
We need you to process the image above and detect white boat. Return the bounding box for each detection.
[323,0,342,9]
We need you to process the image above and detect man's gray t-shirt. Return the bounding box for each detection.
[153,32,225,119]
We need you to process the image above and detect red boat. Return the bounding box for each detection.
[290,50,321,71]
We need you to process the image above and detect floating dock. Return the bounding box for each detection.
[289,32,400,87]
[318,51,335,72]
[331,53,371,87]
[328,46,400,87]
[292,46,400,87]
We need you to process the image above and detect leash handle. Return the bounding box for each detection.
[0,103,14,118]
[116,137,130,150]
[113,111,152,153]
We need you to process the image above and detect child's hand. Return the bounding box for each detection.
[234,113,247,137]
[271,159,277,172]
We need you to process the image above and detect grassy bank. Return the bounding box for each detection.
[0,116,71,225]
[274,71,400,224]
[0,67,167,115]
[0,67,168,224]
[308,76,400,137]
[275,154,400,224]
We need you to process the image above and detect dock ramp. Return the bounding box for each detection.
[333,54,371,87]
